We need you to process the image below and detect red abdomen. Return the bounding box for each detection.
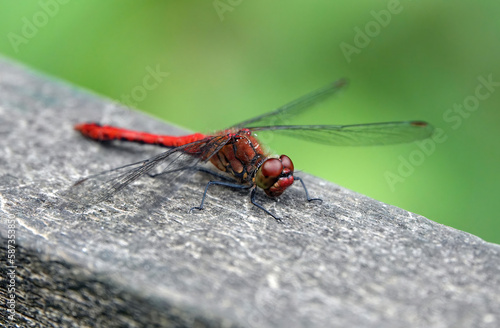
[74,123,208,148]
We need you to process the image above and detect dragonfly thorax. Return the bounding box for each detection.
[255,155,295,198]
[208,130,268,183]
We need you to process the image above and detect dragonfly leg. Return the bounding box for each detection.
[250,189,282,223]
[294,177,322,203]
[190,180,252,213]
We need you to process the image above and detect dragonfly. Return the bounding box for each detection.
[74,79,434,221]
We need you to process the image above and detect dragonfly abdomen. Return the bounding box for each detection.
[74,123,207,148]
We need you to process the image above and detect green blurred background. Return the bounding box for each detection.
[1,1,498,243]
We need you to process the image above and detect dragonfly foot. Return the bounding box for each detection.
[273,216,284,224]
[294,177,322,204]
[189,206,203,213]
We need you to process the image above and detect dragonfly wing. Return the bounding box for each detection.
[197,134,232,162]
[250,121,434,146]
[68,135,232,205]
[232,79,348,129]
[69,146,192,204]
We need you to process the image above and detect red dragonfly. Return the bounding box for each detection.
[74,79,433,221]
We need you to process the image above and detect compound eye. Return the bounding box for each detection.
[280,155,294,172]
[255,158,283,190]
[261,158,283,178]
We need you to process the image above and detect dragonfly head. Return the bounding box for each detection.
[255,155,294,197]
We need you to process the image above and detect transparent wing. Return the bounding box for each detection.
[250,121,434,146]
[232,78,348,129]
[65,135,232,206]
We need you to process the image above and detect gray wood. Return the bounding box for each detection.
[0,58,499,328]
